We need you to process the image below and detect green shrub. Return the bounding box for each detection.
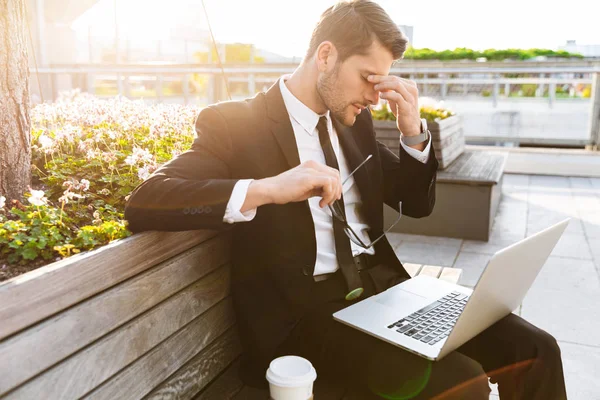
[402,46,583,61]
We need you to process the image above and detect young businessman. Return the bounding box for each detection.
[125,1,567,398]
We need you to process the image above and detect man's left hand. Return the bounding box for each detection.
[368,75,421,137]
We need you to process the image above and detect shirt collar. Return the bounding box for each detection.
[279,74,329,136]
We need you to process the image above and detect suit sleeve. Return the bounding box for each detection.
[399,135,431,164]
[376,120,438,219]
[124,106,241,232]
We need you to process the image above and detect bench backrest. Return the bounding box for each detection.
[0,229,239,399]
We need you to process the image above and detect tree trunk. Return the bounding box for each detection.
[0,0,31,203]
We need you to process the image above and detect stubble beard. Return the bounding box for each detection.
[316,69,356,127]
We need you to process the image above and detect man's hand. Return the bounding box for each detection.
[241,160,342,212]
[368,75,421,137]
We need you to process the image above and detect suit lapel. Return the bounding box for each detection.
[265,80,301,169]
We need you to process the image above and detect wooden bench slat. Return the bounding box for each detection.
[5,265,231,399]
[404,265,462,284]
[193,359,245,400]
[439,268,463,284]
[437,151,507,185]
[232,386,268,400]
[417,265,443,279]
[0,237,230,396]
[0,229,225,342]
[403,263,423,277]
[83,297,236,400]
[145,326,243,400]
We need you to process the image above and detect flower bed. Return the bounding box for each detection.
[0,91,201,281]
[370,97,456,123]
[371,99,465,169]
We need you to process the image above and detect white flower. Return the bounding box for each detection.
[0,195,5,208]
[124,147,153,166]
[85,148,97,161]
[417,96,453,114]
[418,96,440,108]
[78,139,93,153]
[134,147,153,164]
[80,179,90,191]
[124,155,136,166]
[58,190,84,204]
[28,190,48,206]
[137,166,151,181]
[38,135,53,149]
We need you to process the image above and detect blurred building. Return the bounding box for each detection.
[398,24,414,46]
[559,40,600,58]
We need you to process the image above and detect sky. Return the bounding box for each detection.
[73,0,600,58]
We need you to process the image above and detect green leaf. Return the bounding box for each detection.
[22,247,39,260]
[36,236,48,249]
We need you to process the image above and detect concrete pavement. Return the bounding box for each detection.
[388,173,600,399]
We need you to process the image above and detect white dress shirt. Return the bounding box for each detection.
[222,75,431,276]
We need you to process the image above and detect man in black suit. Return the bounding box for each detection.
[125,1,567,398]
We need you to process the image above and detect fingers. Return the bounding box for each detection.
[369,75,418,104]
[305,160,339,181]
[368,74,417,88]
[373,77,419,120]
[303,160,342,201]
[374,80,417,104]
[309,174,339,208]
[380,90,406,109]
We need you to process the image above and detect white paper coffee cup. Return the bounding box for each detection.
[266,355,317,400]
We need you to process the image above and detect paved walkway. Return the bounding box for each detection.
[388,174,600,399]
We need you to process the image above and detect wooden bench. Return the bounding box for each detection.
[385,149,508,241]
[0,230,461,400]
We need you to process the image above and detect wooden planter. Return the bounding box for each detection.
[0,225,467,398]
[0,229,245,399]
[384,149,507,241]
[373,115,465,169]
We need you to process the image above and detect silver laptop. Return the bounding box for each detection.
[333,219,569,361]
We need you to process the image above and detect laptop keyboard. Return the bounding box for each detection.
[386,291,469,346]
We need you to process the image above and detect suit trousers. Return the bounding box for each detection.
[274,263,567,399]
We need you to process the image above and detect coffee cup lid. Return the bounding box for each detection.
[266,356,317,388]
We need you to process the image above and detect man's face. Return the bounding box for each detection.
[317,39,394,126]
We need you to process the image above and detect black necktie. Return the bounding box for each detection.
[316,116,363,300]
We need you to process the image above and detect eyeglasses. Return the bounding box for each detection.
[328,154,403,249]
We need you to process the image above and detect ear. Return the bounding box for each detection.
[315,41,338,73]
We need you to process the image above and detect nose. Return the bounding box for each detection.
[365,88,379,106]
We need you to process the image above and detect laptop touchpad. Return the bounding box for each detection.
[375,289,427,309]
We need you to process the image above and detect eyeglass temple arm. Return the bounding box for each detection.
[342,154,373,186]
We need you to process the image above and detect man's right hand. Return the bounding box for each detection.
[241,160,343,212]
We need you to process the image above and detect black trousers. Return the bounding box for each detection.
[275,264,567,400]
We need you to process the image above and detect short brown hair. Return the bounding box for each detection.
[305,0,408,63]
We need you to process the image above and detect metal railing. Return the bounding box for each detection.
[29,61,600,148]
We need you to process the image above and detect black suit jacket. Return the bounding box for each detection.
[124,80,438,387]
